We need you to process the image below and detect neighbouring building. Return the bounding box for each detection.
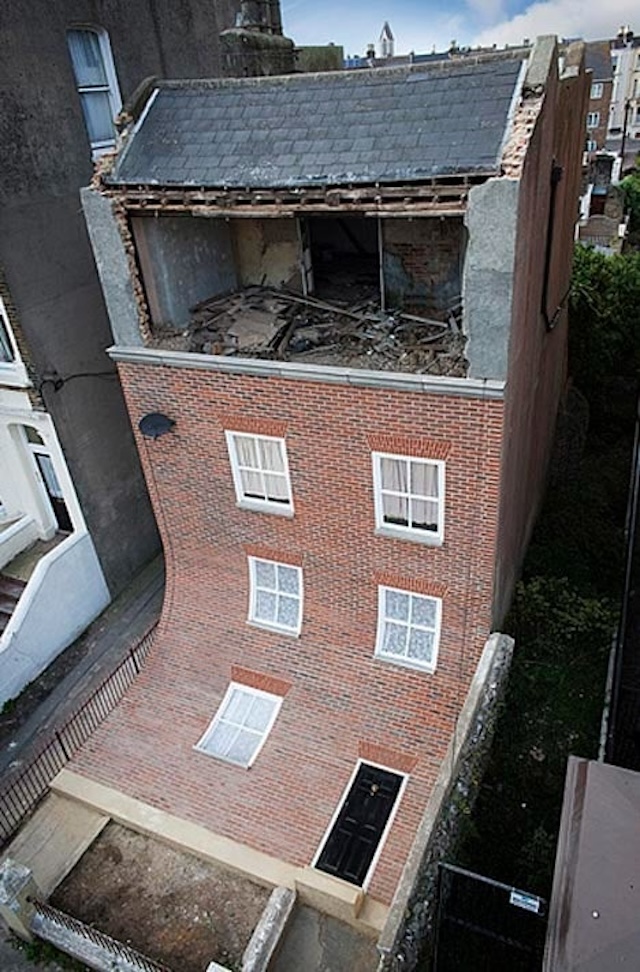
[608,24,640,171]
[0,0,302,705]
[609,26,640,139]
[584,41,613,156]
[53,37,587,957]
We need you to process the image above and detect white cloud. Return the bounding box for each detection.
[281,3,467,58]
[466,0,507,24]
[471,0,637,47]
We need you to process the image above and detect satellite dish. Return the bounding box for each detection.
[138,412,175,439]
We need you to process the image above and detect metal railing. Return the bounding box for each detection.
[0,624,157,847]
[32,898,172,972]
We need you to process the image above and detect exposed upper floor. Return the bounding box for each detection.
[84,36,588,385]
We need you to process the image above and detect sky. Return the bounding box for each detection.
[281,0,638,58]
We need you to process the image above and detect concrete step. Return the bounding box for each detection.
[1,792,109,897]
[0,575,27,600]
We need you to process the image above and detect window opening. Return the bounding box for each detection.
[375,586,442,671]
[226,432,293,513]
[373,452,444,543]
[67,28,121,156]
[195,683,282,767]
[249,557,302,634]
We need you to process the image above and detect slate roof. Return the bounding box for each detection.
[585,41,612,82]
[110,58,525,189]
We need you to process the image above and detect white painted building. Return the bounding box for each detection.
[0,294,109,707]
[609,26,640,141]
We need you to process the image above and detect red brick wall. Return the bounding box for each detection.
[383,218,464,314]
[493,57,588,624]
[73,364,504,905]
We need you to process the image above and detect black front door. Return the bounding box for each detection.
[316,764,403,886]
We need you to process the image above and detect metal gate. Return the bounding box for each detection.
[433,863,547,972]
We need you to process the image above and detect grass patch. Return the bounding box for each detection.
[457,413,633,897]
[11,935,88,970]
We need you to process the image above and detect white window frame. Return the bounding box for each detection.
[590,82,604,99]
[372,452,445,545]
[225,431,294,515]
[586,139,597,153]
[586,111,600,129]
[311,759,409,892]
[66,26,122,159]
[0,296,16,366]
[195,682,283,768]
[375,585,442,673]
[248,556,303,636]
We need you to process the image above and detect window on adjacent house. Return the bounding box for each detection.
[226,432,293,514]
[586,139,598,152]
[195,683,282,767]
[586,112,600,129]
[248,557,303,635]
[372,452,444,543]
[66,28,122,157]
[375,586,442,672]
[590,82,604,99]
[0,297,15,363]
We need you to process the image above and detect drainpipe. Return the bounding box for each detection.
[541,160,565,332]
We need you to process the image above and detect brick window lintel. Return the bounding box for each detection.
[374,571,447,599]
[367,434,451,461]
[230,665,292,698]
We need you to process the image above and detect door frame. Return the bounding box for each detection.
[311,758,409,891]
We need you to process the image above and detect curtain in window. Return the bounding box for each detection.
[259,438,289,502]
[410,461,439,531]
[381,457,409,524]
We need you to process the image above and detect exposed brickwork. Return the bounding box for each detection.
[230,666,293,696]
[243,543,304,566]
[0,266,42,407]
[382,219,464,313]
[220,414,289,437]
[367,434,452,460]
[358,741,419,775]
[373,572,448,599]
[71,363,504,907]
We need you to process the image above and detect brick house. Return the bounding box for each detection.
[584,41,613,157]
[57,37,587,943]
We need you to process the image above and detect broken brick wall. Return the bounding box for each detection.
[234,219,302,290]
[382,218,465,315]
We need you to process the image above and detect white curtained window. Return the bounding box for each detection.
[249,557,303,634]
[195,684,282,767]
[373,452,444,543]
[226,432,293,513]
[375,586,442,672]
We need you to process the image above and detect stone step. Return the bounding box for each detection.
[1,792,109,897]
[0,574,27,600]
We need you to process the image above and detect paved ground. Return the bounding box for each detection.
[272,905,379,972]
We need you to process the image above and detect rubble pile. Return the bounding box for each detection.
[155,287,468,377]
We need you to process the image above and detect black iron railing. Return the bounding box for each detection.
[32,898,172,972]
[0,624,157,846]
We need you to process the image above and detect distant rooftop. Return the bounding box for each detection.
[584,40,613,81]
[109,57,525,190]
